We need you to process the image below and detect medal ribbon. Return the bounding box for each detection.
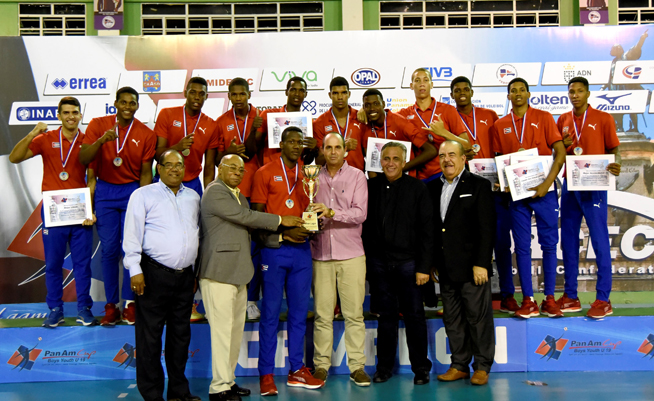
[458,107,477,141]
[233,105,250,144]
[414,102,437,129]
[572,108,588,144]
[59,127,80,170]
[115,118,134,155]
[183,106,202,138]
[280,157,299,198]
[510,108,527,146]
[371,111,388,139]
[330,107,350,140]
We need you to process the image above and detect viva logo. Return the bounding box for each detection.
[271,70,318,82]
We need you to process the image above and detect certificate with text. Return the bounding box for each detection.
[469,158,498,187]
[566,154,616,191]
[365,137,412,173]
[506,157,554,201]
[266,112,313,148]
[495,148,538,192]
[43,188,93,228]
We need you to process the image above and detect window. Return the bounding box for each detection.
[380,0,559,29]
[618,0,654,25]
[142,2,323,35]
[19,3,86,36]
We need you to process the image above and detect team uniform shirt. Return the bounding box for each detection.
[492,106,562,156]
[215,104,260,197]
[154,106,219,182]
[399,98,467,179]
[29,128,87,191]
[313,107,366,171]
[557,105,620,156]
[251,157,309,217]
[84,115,156,184]
[458,107,500,160]
[362,110,430,177]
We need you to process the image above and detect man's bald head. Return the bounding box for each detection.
[219,154,245,189]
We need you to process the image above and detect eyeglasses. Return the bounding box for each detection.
[220,164,247,174]
[162,163,184,171]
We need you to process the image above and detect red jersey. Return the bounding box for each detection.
[84,115,156,184]
[251,157,309,217]
[557,105,620,156]
[492,107,562,156]
[399,98,467,179]
[215,105,261,197]
[313,107,365,171]
[458,107,500,160]
[154,106,218,182]
[29,128,87,192]
[257,106,285,166]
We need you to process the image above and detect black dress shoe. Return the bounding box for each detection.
[230,383,251,396]
[372,370,393,383]
[414,371,430,385]
[209,390,240,401]
[168,395,202,401]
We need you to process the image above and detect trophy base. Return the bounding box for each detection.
[302,211,320,232]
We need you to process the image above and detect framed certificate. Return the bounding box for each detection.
[42,188,93,228]
[266,112,313,148]
[566,154,616,191]
[506,157,554,201]
[365,137,411,173]
[495,148,538,192]
[469,158,498,187]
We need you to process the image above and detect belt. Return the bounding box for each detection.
[142,254,191,275]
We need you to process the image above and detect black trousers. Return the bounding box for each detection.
[440,279,495,373]
[136,255,195,401]
[368,258,432,374]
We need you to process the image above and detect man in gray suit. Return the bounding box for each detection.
[198,154,303,401]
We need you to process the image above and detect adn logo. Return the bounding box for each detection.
[535,334,568,361]
[622,65,642,80]
[496,64,517,84]
[351,68,380,87]
[637,333,654,359]
[113,343,137,369]
[16,106,58,122]
[7,343,42,371]
[144,71,162,93]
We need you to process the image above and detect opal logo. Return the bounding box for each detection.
[52,78,68,89]
[351,68,380,87]
[622,65,642,80]
[16,106,58,122]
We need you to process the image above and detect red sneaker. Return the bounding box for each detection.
[540,295,564,317]
[499,295,520,314]
[260,374,278,396]
[287,366,325,389]
[556,293,582,313]
[587,299,613,319]
[122,303,136,325]
[515,297,539,319]
[100,303,121,326]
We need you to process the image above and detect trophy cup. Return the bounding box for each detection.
[302,165,321,232]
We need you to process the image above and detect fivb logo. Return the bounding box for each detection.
[424,67,453,82]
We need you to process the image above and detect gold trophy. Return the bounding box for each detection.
[302,165,321,232]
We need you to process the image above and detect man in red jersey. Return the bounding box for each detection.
[154,76,218,196]
[10,97,97,328]
[492,78,565,319]
[360,88,437,178]
[557,76,621,319]
[245,76,318,167]
[79,86,157,326]
[313,76,366,171]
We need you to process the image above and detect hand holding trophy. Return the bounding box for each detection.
[302,165,321,232]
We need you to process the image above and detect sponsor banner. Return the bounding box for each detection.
[528,316,654,371]
[613,60,654,85]
[154,98,226,121]
[191,69,259,93]
[44,73,118,96]
[401,65,473,88]
[333,66,403,90]
[118,70,188,94]
[472,63,542,87]
[259,68,331,91]
[82,97,157,125]
[541,61,612,85]
[528,92,574,115]
[589,90,649,114]
[9,102,63,126]
[440,92,508,116]
[249,96,292,113]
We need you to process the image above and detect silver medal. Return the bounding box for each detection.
[59,171,69,181]
[472,144,481,153]
[285,199,294,209]
[114,157,123,167]
[573,146,583,156]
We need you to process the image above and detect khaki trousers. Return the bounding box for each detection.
[312,255,367,372]
[200,278,246,394]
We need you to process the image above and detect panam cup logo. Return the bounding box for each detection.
[113,343,137,369]
[535,334,568,361]
[351,68,381,87]
[7,342,42,371]
[637,334,654,359]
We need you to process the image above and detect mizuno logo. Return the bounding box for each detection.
[588,124,597,130]
[596,93,630,105]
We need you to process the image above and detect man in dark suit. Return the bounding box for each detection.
[198,154,303,401]
[428,140,496,386]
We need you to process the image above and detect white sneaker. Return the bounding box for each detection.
[247,304,261,320]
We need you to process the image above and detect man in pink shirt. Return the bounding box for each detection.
[309,133,370,387]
